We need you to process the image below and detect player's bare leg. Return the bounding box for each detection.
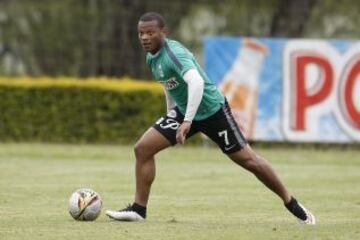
[134,127,172,206]
[106,127,171,221]
[228,144,316,224]
[228,144,291,203]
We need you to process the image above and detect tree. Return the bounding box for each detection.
[0,0,201,78]
[0,0,359,78]
[270,0,318,37]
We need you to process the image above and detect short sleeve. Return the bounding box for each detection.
[164,43,196,77]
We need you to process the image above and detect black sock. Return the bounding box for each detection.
[132,202,147,219]
[285,196,296,207]
[284,196,307,221]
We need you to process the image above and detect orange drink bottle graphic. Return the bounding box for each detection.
[220,38,268,139]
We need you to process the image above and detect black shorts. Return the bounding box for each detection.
[152,101,247,154]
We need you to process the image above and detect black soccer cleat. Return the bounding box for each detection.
[285,197,316,225]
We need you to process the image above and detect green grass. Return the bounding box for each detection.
[0,143,359,240]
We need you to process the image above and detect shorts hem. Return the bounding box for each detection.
[151,125,177,145]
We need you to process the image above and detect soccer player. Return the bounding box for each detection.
[106,12,316,224]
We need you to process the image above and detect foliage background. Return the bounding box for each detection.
[1,0,359,78]
[0,78,164,143]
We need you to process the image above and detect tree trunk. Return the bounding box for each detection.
[270,0,317,37]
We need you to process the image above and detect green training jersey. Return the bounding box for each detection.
[146,38,224,121]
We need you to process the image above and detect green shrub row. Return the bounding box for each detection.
[0,79,165,143]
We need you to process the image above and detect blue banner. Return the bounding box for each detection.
[204,37,360,142]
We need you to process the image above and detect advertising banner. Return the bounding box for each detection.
[204,37,360,142]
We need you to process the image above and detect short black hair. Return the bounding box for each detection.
[139,12,166,28]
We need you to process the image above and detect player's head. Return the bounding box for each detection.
[138,12,166,54]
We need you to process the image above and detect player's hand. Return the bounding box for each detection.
[176,121,192,144]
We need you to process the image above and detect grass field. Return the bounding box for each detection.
[0,143,359,240]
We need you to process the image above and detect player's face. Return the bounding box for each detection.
[138,20,165,54]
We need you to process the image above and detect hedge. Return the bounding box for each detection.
[0,77,165,143]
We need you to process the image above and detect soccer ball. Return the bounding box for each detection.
[68,188,102,221]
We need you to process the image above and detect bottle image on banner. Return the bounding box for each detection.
[220,38,268,139]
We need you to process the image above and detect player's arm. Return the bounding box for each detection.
[164,88,176,113]
[165,43,204,143]
[183,69,204,122]
[176,68,204,144]
[165,46,204,121]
